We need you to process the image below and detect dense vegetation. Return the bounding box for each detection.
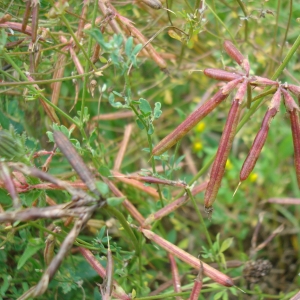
[0,1,300,299]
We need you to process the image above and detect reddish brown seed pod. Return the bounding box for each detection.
[204,68,242,82]
[240,108,277,181]
[223,40,249,74]
[141,228,234,287]
[53,131,101,198]
[240,89,281,181]
[152,77,243,155]
[287,84,300,97]
[281,88,299,112]
[204,80,247,210]
[140,0,163,9]
[22,1,31,32]
[250,76,278,87]
[281,89,300,188]
[31,0,39,44]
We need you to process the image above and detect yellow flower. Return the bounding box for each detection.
[225,159,233,170]
[249,172,258,182]
[195,121,206,133]
[193,141,203,152]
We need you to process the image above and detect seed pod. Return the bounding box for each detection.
[287,84,300,97]
[250,76,278,87]
[240,89,281,181]
[204,80,247,211]
[204,68,242,82]
[140,0,162,9]
[281,89,300,188]
[223,40,250,74]
[141,228,234,287]
[152,78,243,155]
[53,131,101,198]
[22,1,31,32]
[31,0,39,43]
[240,108,276,181]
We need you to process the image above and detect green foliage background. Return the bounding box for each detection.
[0,0,300,299]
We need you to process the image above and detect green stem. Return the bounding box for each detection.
[279,0,293,60]
[125,72,164,206]
[105,206,140,256]
[0,71,95,87]
[80,0,98,127]
[236,0,248,42]
[206,3,235,45]
[60,14,95,71]
[186,188,213,249]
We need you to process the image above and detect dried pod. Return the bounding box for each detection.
[223,40,249,74]
[240,89,281,181]
[44,227,61,266]
[240,108,276,181]
[287,84,300,97]
[281,89,300,188]
[250,76,278,87]
[53,131,101,198]
[141,228,234,287]
[140,0,162,9]
[31,0,39,43]
[152,78,242,155]
[204,80,247,211]
[282,88,299,112]
[22,1,31,32]
[204,68,242,82]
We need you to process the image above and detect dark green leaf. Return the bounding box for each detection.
[107,196,126,206]
[139,98,152,115]
[17,238,44,270]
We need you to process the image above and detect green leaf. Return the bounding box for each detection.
[95,181,109,196]
[139,98,152,115]
[154,102,162,119]
[136,119,145,130]
[132,44,143,56]
[214,290,225,300]
[97,226,106,241]
[0,189,13,205]
[220,237,233,253]
[60,125,69,138]
[86,29,112,51]
[112,91,123,98]
[109,92,124,108]
[147,123,154,135]
[107,196,126,206]
[0,275,11,296]
[17,238,44,270]
[47,131,54,143]
[98,166,111,177]
[125,37,133,58]
[20,190,42,207]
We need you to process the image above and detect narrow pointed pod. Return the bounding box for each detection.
[204,68,242,82]
[223,40,250,74]
[141,228,234,287]
[53,131,102,198]
[281,89,300,188]
[152,78,243,156]
[287,84,300,97]
[204,80,248,210]
[240,89,281,181]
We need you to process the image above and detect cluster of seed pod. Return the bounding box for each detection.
[153,40,300,214]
